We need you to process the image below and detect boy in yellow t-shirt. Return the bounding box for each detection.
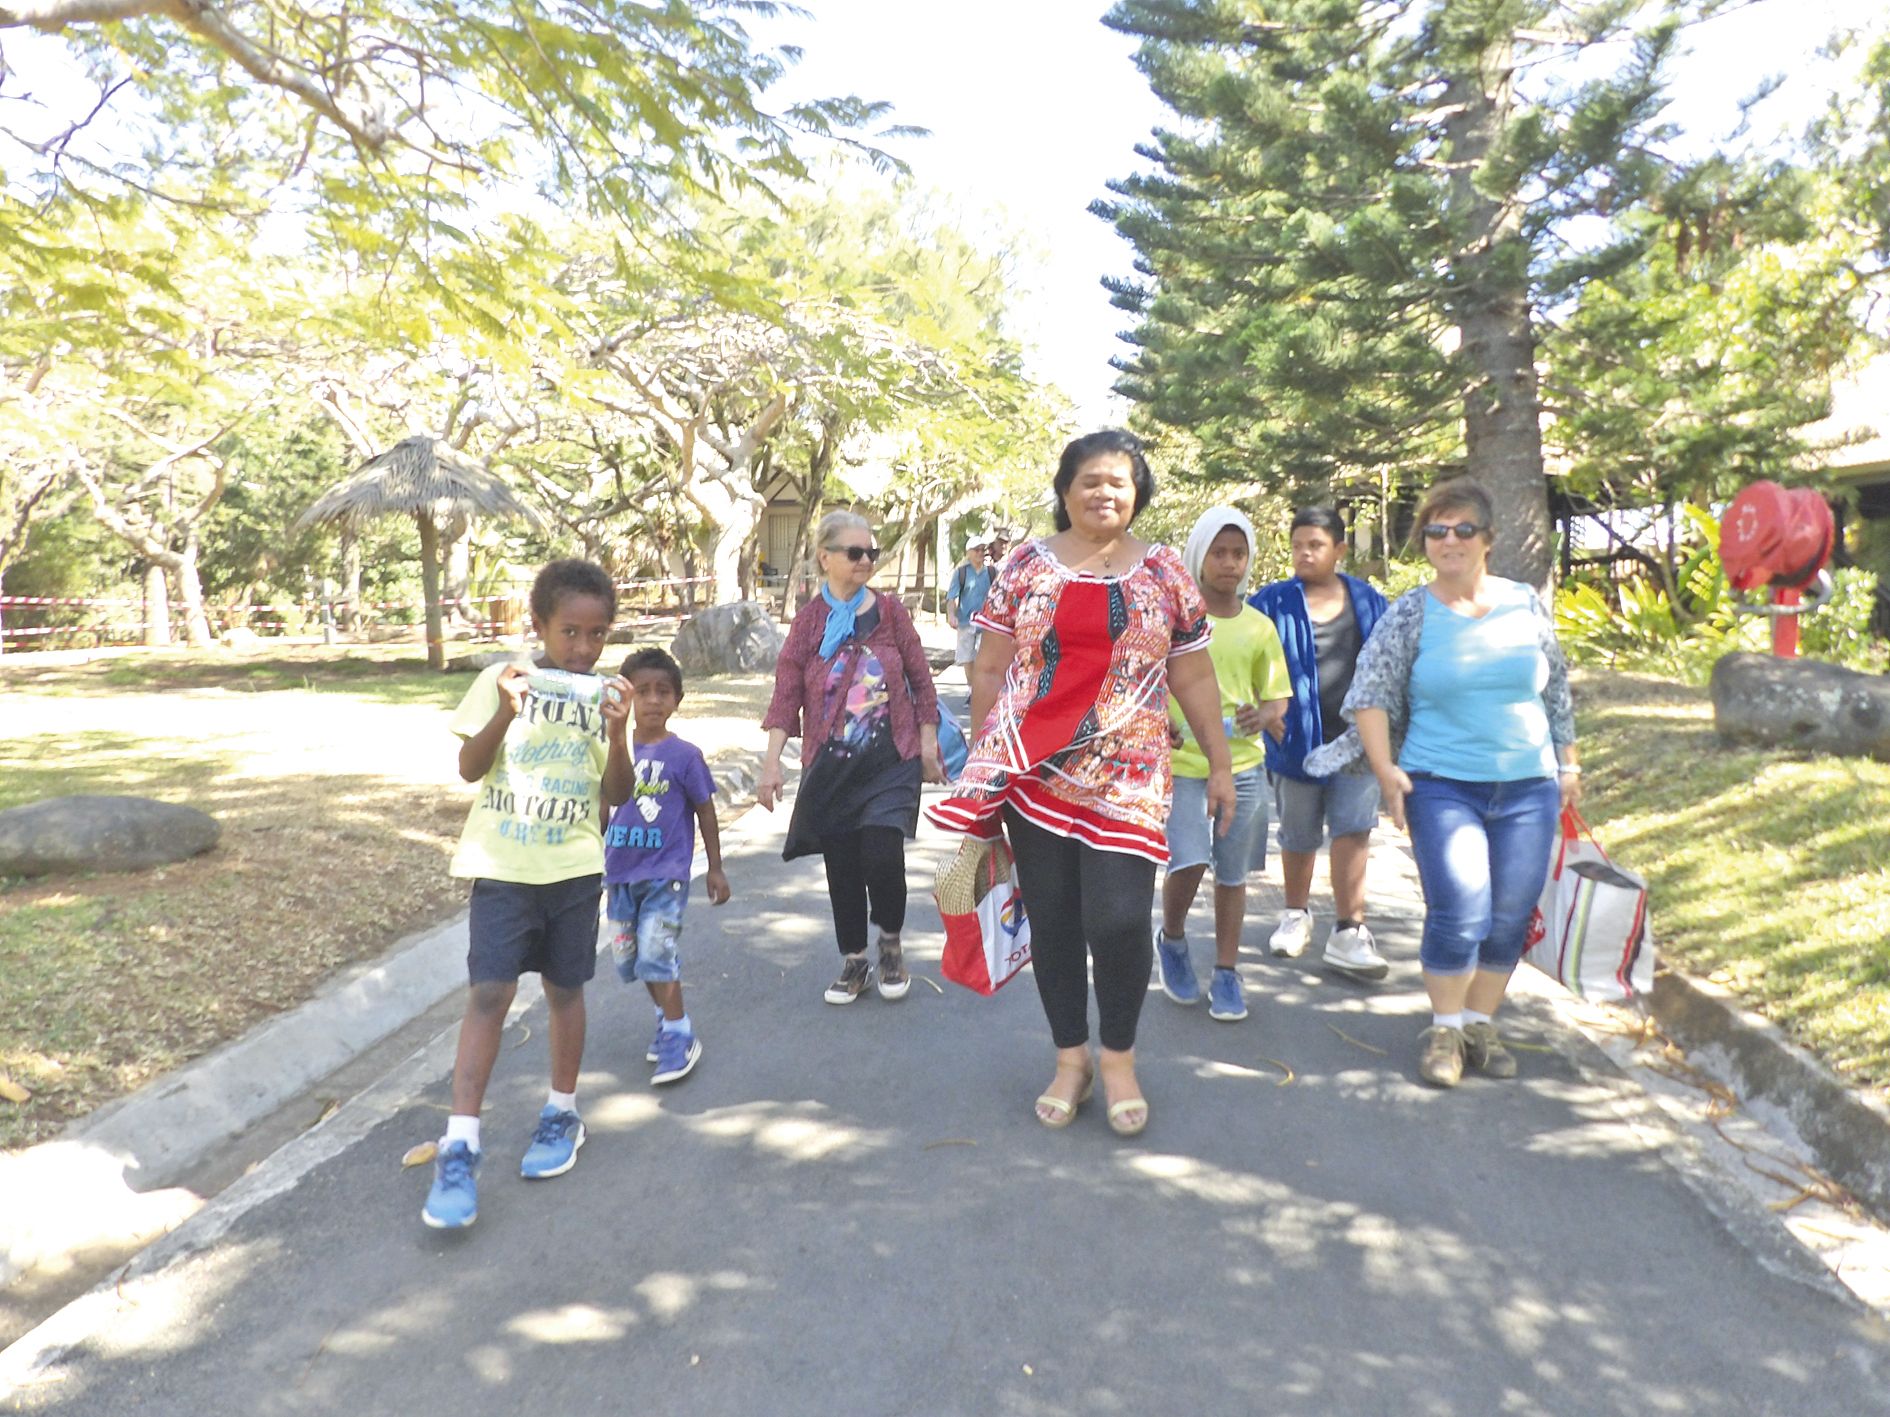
[1158,509,1290,1022]
[423,559,634,1231]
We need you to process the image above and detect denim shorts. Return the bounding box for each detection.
[606,878,688,984]
[1272,771,1382,853]
[467,875,601,989]
[1165,766,1269,886]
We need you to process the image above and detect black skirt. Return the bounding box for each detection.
[783,726,923,861]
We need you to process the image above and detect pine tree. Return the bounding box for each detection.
[1098,0,1686,586]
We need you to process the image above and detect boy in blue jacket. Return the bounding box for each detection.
[1249,508,1389,980]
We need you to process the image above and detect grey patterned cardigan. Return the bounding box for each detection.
[1303,581,1576,778]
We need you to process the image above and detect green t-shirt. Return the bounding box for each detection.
[1167,604,1290,779]
[449,663,611,883]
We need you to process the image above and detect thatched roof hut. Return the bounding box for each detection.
[295,436,547,668]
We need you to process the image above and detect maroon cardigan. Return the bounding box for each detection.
[763,591,939,762]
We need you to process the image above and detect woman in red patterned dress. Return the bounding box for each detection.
[930,431,1235,1135]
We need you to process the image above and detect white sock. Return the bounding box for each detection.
[1432,1012,1465,1030]
[1161,928,1185,944]
[547,1089,577,1115]
[662,1013,693,1037]
[445,1114,480,1151]
[1462,1009,1493,1026]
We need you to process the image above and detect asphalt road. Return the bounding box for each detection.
[10,795,1890,1416]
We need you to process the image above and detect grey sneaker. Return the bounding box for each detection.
[1462,1021,1518,1078]
[1417,1025,1465,1088]
[1323,923,1389,981]
[875,935,911,1001]
[824,954,872,1005]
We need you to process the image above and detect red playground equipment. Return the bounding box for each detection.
[1718,482,1837,658]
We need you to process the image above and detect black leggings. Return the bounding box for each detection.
[822,827,908,955]
[1004,808,1157,1052]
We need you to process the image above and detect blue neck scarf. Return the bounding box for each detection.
[819,583,868,660]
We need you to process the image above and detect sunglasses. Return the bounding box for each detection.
[827,544,881,563]
[1422,522,1485,542]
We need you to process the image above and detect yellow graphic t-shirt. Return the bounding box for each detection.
[1167,605,1290,779]
[449,664,611,883]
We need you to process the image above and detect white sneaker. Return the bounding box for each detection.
[1269,909,1313,958]
[1323,923,1389,980]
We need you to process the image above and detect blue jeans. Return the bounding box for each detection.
[605,878,688,983]
[1405,775,1560,976]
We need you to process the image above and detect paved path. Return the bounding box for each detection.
[7,768,1890,1413]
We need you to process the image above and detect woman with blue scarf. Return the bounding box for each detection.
[760,511,944,1005]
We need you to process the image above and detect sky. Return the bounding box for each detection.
[7,0,1882,426]
[747,0,1883,426]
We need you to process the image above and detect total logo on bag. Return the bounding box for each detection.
[935,836,1033,995]
[1523,808,1654,1003]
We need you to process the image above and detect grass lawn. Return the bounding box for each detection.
[1575,669,1890,1097]
[0,646,777,1152]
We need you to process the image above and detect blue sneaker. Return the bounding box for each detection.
[646,1023,663,1064]
[519,1105,585,1179]
[1155,930,1200,1004]
[1209,967,1248,1022]
[422,1140,481,1229]
[651,1027,702,1085]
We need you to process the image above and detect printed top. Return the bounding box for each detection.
[1304,579,1575,781]
[1166,604,1290,779]
[821,604,894,755]
[450,663,610,884]
[928,539,1211,863]
[603,734,715,885]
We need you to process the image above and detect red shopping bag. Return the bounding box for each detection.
[934,835,1032,995]
[1523,808,1654,1002]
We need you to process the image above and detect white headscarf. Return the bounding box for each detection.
[1181,505,1257,592]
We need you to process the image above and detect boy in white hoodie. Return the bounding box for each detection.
[1156,508,1290,1021]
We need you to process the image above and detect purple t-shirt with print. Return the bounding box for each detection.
[603,735,716,885]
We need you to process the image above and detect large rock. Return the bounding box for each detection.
[670,601,784,676]
[1711,652,1890,761]
[0,796,221,877]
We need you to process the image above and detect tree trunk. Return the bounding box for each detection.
[442,512,472,623]
[781,429,835,617]
[176,535,214,647]
[417,510,446,670]
[144,563,173,647]
[707,504,763,606]
[1443,32,1552,592]
[340,529,363,632]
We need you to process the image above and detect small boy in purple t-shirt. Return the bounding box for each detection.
[603,648,730,1084]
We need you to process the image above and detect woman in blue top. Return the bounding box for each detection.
[1307,479,1581,1088]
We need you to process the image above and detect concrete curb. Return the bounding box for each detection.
[1647,969,1890,1220]
[0,744,785,1295]
[0,909,470,1289]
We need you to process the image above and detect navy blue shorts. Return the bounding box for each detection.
[467,875,602,989]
